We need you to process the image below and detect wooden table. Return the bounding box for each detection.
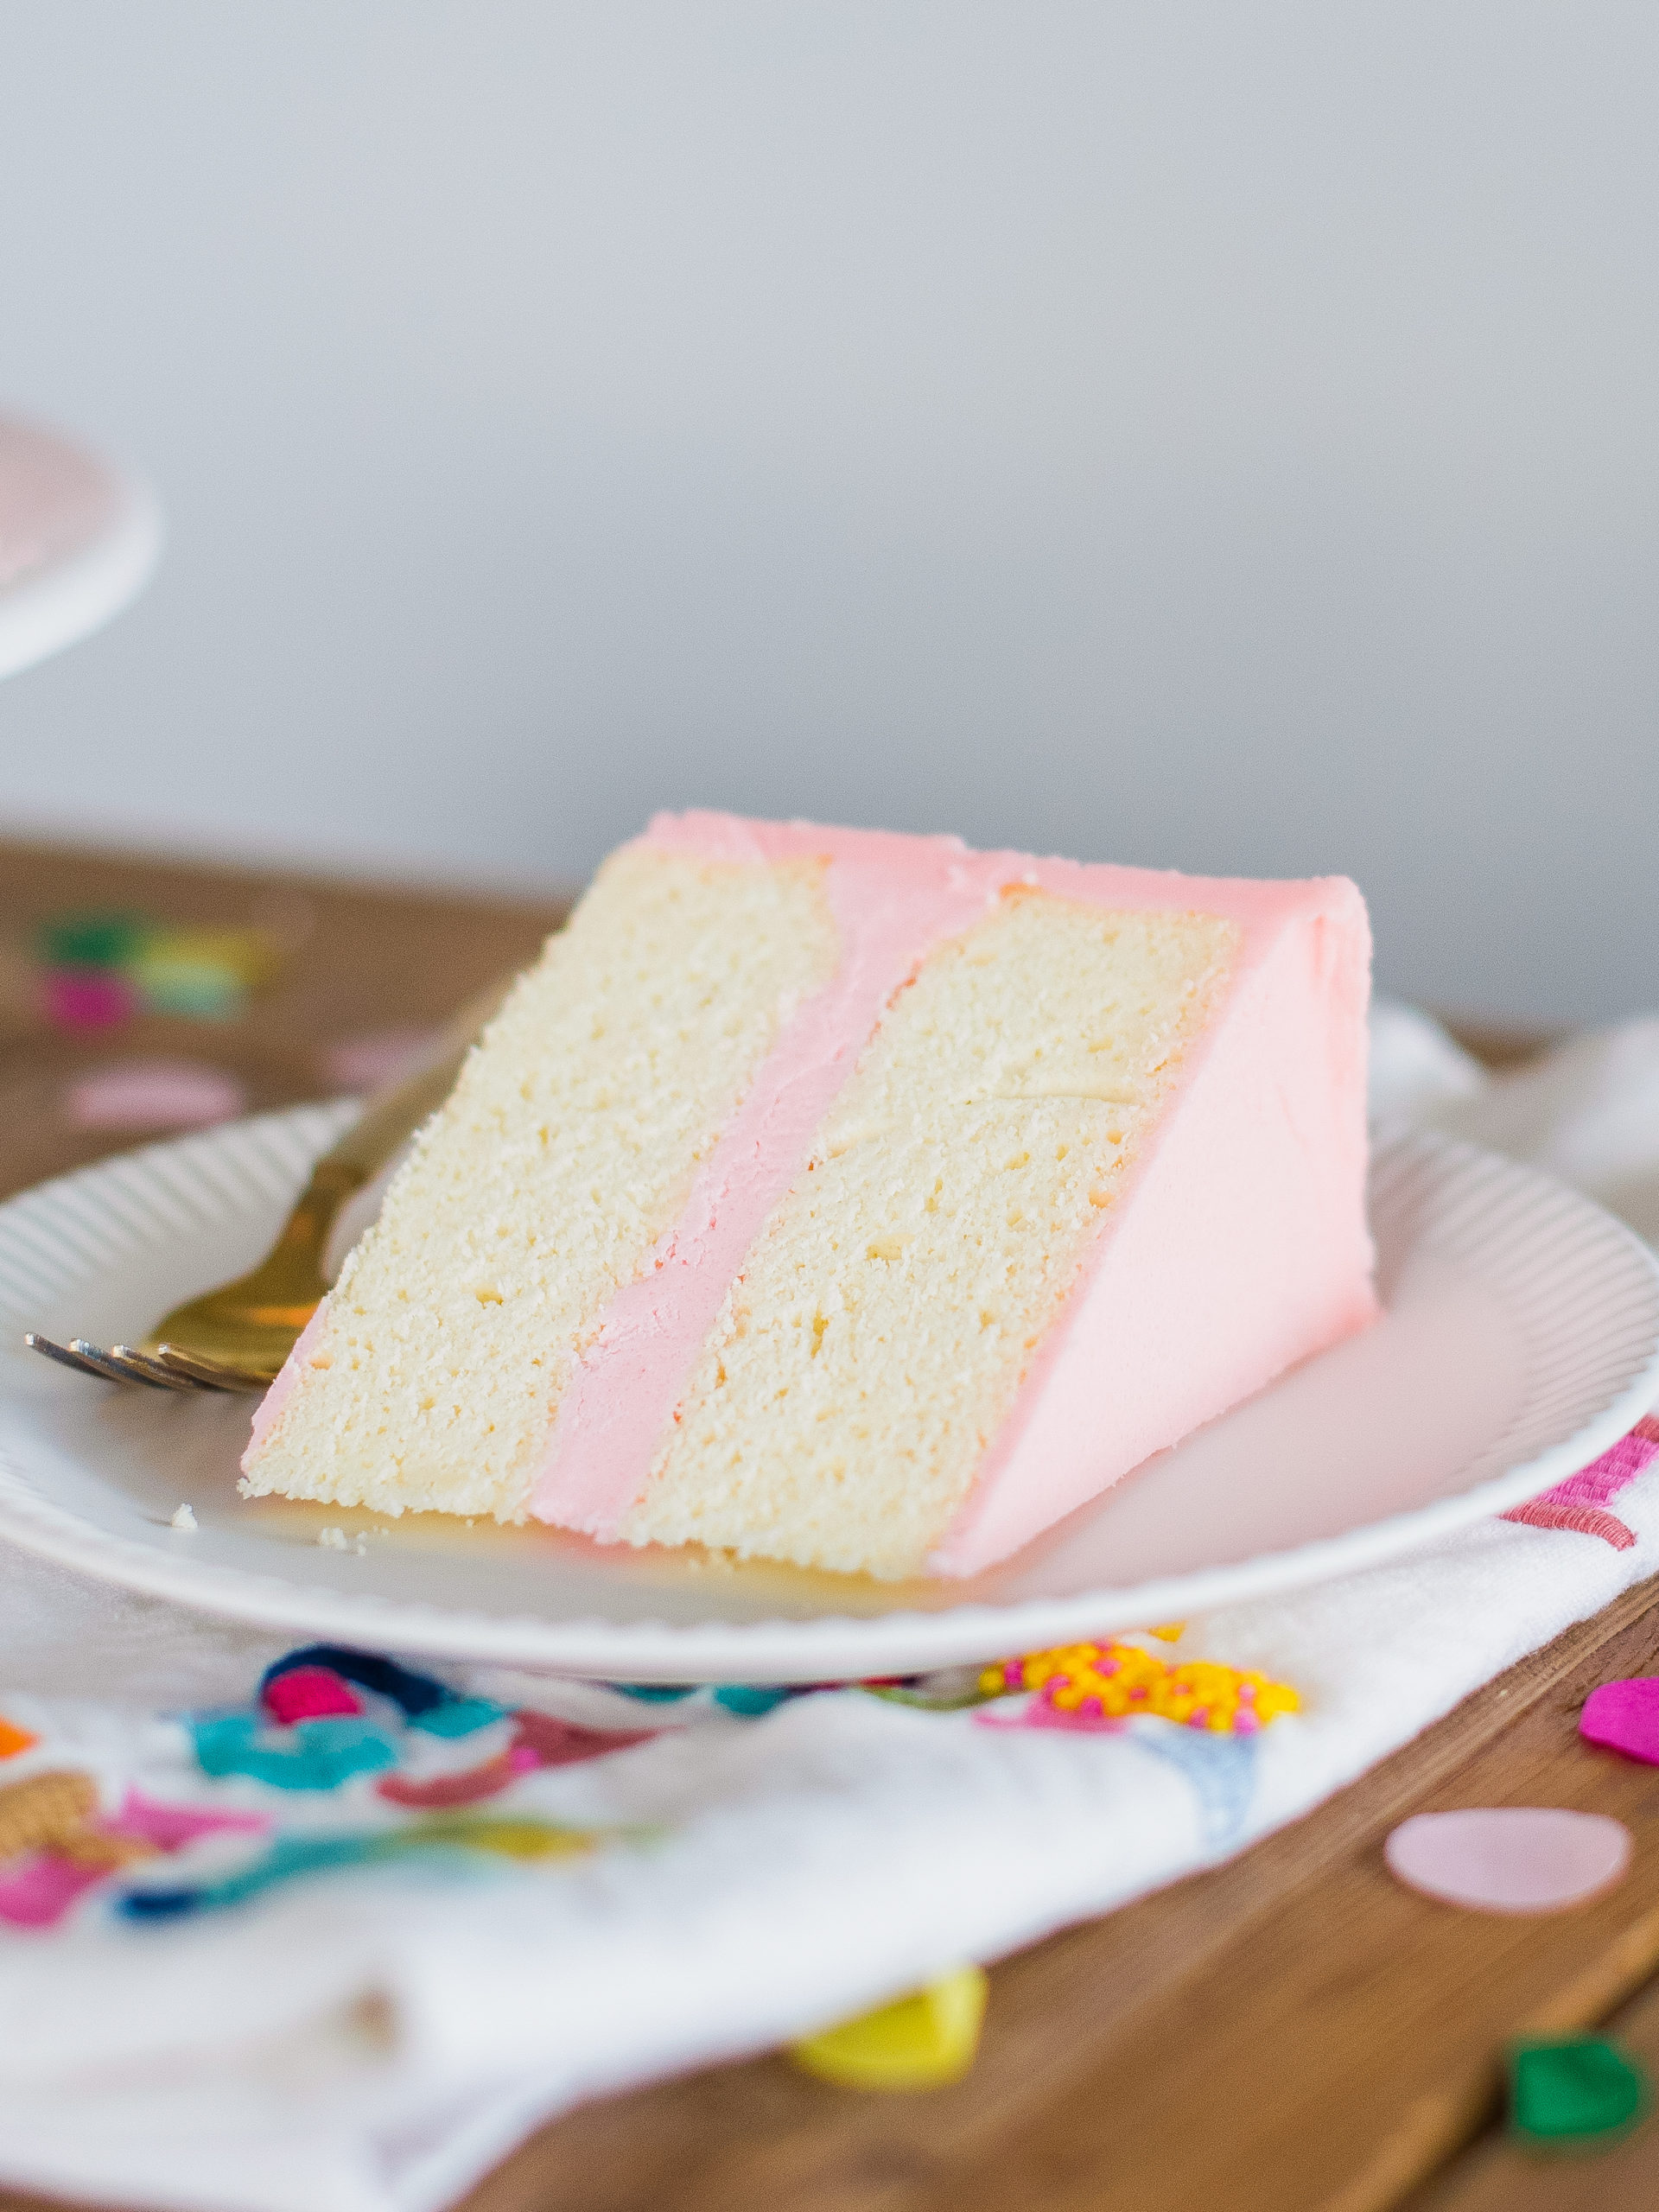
[0,835,1655,2212]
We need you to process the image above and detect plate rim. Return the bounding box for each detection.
[0,1108,1656,1681]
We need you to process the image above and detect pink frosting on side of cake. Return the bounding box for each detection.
[529,816,1019,1535]
[927,893,1376,1573]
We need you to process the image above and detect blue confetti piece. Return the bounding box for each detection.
[190,1713,399,1791]
[610,1684,698,1704]
[1130,1719,1258,1850]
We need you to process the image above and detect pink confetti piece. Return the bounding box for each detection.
[66,1061,247,1131]
[324,1028,442,1092]
[1580,1677,1659,1765]
[262,1667,365,1725]
[1385,1808,1631,1915]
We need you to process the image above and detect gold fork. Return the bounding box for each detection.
[25,976,512,1395]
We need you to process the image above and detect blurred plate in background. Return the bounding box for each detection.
[0,413,161,681]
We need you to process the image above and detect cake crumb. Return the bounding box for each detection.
[318,1526,368,1556]
[170,1503,198,1532]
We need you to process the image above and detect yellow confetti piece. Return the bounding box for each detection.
[1149,1622,1185,1643]
[790,1966,988,2090]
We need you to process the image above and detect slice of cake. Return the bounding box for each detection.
[241,813,1376,1579]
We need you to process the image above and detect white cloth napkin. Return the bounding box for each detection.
[3,1004,1659,2212]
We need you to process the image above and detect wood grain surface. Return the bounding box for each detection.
[0,833,1652,2212]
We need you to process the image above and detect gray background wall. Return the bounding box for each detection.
[1,3,1654,1021]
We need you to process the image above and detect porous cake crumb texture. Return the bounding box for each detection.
[241,847,838,1519]
[622,889,1240,1577]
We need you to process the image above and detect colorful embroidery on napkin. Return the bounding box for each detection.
[259,1648,485,1726]
[118,1815,603,1920]
[377,1712,657,1808]
[0,1716,37,1760]
[0,1771,99,1859]
[976,1642,1299,1734]
[1131,1723,1259,1848]
[262,1667,364,1725]
[0,1784,270,1929]
[1503,1415,1659,1548]
[191,1713,400,1790]
[610,1681,799,1717]
[0,1644,653,1932]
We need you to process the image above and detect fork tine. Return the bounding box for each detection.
[151,1344,267,1395]
[111,1345,214,1392]
[21,1333,170,1389]
[24,1332,128,1383]
[70,1338,188,1389]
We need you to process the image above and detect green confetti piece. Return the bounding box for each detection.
[132,954,247,1020]
[1509,2037,1647,2146]
[38,911,150,970]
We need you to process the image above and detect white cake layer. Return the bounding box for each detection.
[240,845,837,1519]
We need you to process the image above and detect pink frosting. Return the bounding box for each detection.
[531,813,1375,1558]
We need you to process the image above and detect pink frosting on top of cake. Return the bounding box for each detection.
[530,812,1372,1550]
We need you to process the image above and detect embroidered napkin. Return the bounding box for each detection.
[1,1003,1656,2212]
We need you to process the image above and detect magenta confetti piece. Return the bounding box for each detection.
[1580,1677,1659,1765]
[42,969,138,1033]
[1385,1808,1630,1915]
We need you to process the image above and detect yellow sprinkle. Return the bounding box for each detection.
[977,1641,1299,1734]
[791,1966,988,2090]
[1148,1622,1185,1643]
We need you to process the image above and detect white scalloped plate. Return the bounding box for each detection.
[1,1106,1656,1681]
